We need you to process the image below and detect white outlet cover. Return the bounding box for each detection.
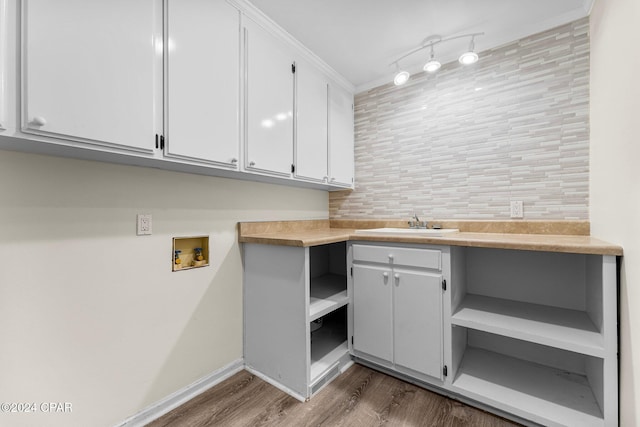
[510,201,524,219]
[137,214,152,235]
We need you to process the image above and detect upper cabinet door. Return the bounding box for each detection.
[294,59,328,183]
[21,0,161,153]
[165,0,240,167]
[0,0,7,132]
[328,82,354,187]
[244,17,294,177]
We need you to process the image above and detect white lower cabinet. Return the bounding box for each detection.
[349,243,618,427]
[350,243,445,382]
[243,241,351,400]
[352,264,393,362]
[394,269,443,378]
[242,235,618,425]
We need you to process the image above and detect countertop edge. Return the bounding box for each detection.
[238,225,623,256]
[348,234,622,256]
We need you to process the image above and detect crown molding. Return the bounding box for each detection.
[228,0,355,93]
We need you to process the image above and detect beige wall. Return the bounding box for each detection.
[0,150,328,427]
[590,0,640,425]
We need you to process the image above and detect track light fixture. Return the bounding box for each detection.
[391,32,484,86]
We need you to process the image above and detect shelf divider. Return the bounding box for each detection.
[309,273,348,321]
[451,294,604,357]
[452,347,604,427]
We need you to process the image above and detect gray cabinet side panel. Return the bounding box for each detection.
[244,244,308,396]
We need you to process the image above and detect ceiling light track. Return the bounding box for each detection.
[390,32,484,86]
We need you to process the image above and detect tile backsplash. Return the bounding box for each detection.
[330,18,589,220]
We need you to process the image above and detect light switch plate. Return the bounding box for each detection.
[137,214,152,235]
[510,201,524,219]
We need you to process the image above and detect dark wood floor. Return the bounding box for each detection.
[147,364,521,427]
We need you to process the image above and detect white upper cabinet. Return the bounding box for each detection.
[2,0,354,189]
[244,17,294,177]
[0,0,7,132]
[328,82,354,187]
[21,0,162,153]
[165,0,240,167]
[294,58,328,183]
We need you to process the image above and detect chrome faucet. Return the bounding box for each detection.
[408,213,428,229]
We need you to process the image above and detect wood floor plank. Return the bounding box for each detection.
[146,364,521,427]
[298,367,380,427]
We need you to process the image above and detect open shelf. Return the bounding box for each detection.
[453,347,604,427]
[310,339,348,383]
[309,273,348,321]
[452,294,604,357]
[310,305,348,383]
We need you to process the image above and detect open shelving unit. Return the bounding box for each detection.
[243,240,350,401]
[308,243,349,393]
[449,247,618,427]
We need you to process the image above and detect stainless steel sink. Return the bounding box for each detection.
[354,227,459,237]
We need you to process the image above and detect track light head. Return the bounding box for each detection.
[423,60,441,73]
[423,45,441,73]
[459,36,479,65]
[458,51,479,65]
[394,70,410,86]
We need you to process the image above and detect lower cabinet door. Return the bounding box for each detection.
[352,264,393,363]
[393,269,443,379]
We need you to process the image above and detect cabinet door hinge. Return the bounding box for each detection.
[443,365,448,377]
[291,164,295,173]
[292,63,296,73]
[442,279,447,291]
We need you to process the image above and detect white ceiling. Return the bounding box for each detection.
[248,0,593,92]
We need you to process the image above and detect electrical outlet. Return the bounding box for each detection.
[510,201,524,219]
[137,214,152,235]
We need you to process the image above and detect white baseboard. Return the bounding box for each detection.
[114,358,244,427]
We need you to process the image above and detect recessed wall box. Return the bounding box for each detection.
[172,236,210,272]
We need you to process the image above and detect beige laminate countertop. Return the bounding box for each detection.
[238,220,623,256]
